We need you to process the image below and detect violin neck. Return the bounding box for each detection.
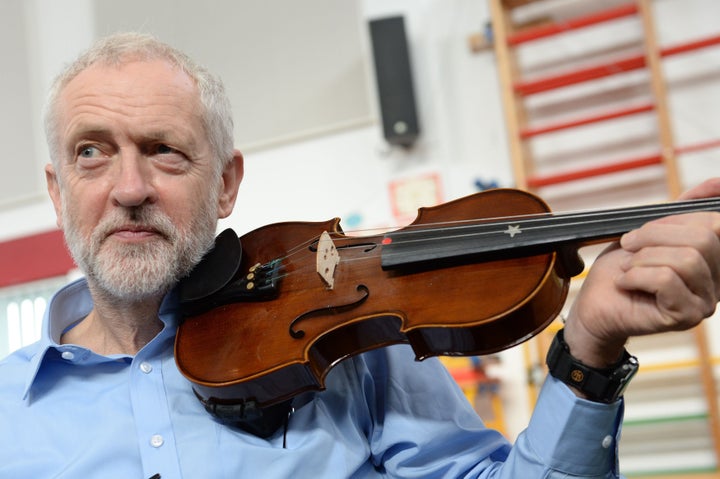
[381,197,720,270]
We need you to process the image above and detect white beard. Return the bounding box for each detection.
[62,193,218,302]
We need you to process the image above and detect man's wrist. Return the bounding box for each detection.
[546,329,639,403]
[561,320,627,369]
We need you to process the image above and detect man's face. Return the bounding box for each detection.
[46,59,227,301]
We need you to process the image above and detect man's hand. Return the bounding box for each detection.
[563,178,720,370]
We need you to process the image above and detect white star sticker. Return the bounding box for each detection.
[503,225,522,238]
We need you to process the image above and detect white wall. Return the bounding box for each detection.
[229,0,514,230]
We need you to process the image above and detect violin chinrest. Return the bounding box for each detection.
[178,228,242,303]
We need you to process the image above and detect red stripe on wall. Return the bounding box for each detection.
[0,229,76,288]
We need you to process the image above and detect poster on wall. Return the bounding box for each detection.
[388,172,443,225]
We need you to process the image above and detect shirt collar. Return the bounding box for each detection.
[22,278,181,399]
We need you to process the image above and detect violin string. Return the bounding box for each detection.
[256,196,720,279]
[260,210,557,275]
[270,236,384,279]
[250,230,382,281]
[385,197,720,241]
[308,196,720,239]
[265,209,591,280]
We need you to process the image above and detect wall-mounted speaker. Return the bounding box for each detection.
[369,16,420,148]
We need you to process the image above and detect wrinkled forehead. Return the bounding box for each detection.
[61,58,198,105]
[55,59,204,136]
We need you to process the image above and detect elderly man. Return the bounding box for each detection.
[1,32,719,478]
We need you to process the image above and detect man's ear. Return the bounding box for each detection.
[217,149,244,219]
[45,163,64,229]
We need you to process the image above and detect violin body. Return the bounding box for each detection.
[175,189,571,408]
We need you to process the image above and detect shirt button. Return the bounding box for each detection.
[150,434,164,448]
[601,435,613,449]
[139,362,153,374]
[61,351,75,361]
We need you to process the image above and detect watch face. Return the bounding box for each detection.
[608,356,639,401]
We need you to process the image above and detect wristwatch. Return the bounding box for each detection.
[546,329,639,403]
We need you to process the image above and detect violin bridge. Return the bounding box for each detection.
[316,231,340,289]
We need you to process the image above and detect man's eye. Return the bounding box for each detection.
[78,146,101,158]
[155,144,176,155]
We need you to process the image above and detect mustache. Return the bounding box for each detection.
[93,206,176,244]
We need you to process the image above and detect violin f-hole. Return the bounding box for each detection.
[288,284,370,339]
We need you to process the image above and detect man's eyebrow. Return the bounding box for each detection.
[68,125,113,139]
[143,130,171,142]
[143,130,198,152]
[69,127,175,144]
[63,127,114,156]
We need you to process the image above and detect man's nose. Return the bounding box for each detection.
[110,152,158,207]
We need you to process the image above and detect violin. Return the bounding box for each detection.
[174,188,720,434]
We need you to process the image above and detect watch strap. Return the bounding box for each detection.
[546,328,639,403]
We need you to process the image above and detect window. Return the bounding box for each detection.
[0,277,68,359]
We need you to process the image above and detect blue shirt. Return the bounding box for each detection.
[0,278,624,478]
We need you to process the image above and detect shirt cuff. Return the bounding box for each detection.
[526,375,624,477]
